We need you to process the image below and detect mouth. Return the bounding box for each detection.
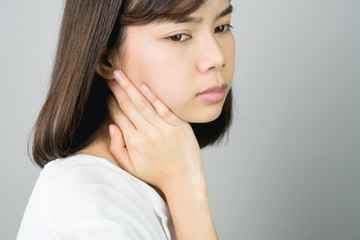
[196,83,228,103]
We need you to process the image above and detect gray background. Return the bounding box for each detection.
[1,0,359,239]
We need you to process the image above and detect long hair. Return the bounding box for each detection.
[32,0,232,168]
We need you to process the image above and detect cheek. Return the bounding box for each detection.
[123,41,193,109]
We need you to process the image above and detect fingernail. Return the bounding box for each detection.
[114,70,125,82]
[142,84,151,95]
[109,125,115,138]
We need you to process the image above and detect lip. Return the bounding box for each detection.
[197,83,228,95]
[197,83,228,103]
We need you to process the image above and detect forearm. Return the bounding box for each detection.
[163,171,218,240]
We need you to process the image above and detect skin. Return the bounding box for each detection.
[105,0,235,123]
[78,0,235,238]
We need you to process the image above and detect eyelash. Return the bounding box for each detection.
[167,24,233,42]
[214,24,233,33]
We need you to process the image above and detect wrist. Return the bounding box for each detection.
[160,170,217,240]
[161,170,208,200]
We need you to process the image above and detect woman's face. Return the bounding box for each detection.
[110,0,235,123]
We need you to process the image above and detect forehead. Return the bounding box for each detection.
[122,0,231,32]
[166,0,232,24]
[125,0,231,33]
[120,0,207,25]
[190,0,230,15]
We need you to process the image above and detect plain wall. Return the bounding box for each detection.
[1,0,359,239]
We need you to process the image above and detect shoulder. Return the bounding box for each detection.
[39,154,152,215]
[40,154,146,198]
[33,155,163,238]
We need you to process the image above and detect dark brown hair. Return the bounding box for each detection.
[32,0,233,168]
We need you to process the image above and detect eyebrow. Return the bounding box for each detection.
[175,4,233,24]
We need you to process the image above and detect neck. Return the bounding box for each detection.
[75,126,121,168]
[75,124,167,202]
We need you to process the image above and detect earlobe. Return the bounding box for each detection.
[96,48,116,80]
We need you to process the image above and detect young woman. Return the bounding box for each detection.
[17,0,235,239]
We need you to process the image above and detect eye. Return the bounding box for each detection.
[214,24,233,33]
[167,33,191,42]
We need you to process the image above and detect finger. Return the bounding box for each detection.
[113,71,161,127]
[108,78,151,130]
[106,94,136,138]
[109,124,137,176]
[140,83,183,127]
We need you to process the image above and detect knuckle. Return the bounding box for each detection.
[144,128,158,140]
[127,133,139,146]
[120,79,130,89]
[120,99,132,110]
[168,125,183,135]
[127,137,136,147]
[137,99,148,113]
[158,105,171,119]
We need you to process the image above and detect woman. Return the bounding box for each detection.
[17,0,235,239]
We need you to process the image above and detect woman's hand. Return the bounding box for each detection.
[106,70,204,193]
[107,70,218,239]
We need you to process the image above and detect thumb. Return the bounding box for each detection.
[109,124,135,175]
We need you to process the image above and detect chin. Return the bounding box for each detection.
[185,108,223,123]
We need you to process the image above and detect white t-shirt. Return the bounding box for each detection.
[17,154,177,240]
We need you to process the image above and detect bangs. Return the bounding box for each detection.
[120,0,207,25]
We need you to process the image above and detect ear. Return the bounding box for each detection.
[96,48,117,80]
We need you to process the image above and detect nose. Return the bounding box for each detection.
[197,35,226,73]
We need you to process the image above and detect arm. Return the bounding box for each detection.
[107,70,218,239]
[163,171,218,240]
